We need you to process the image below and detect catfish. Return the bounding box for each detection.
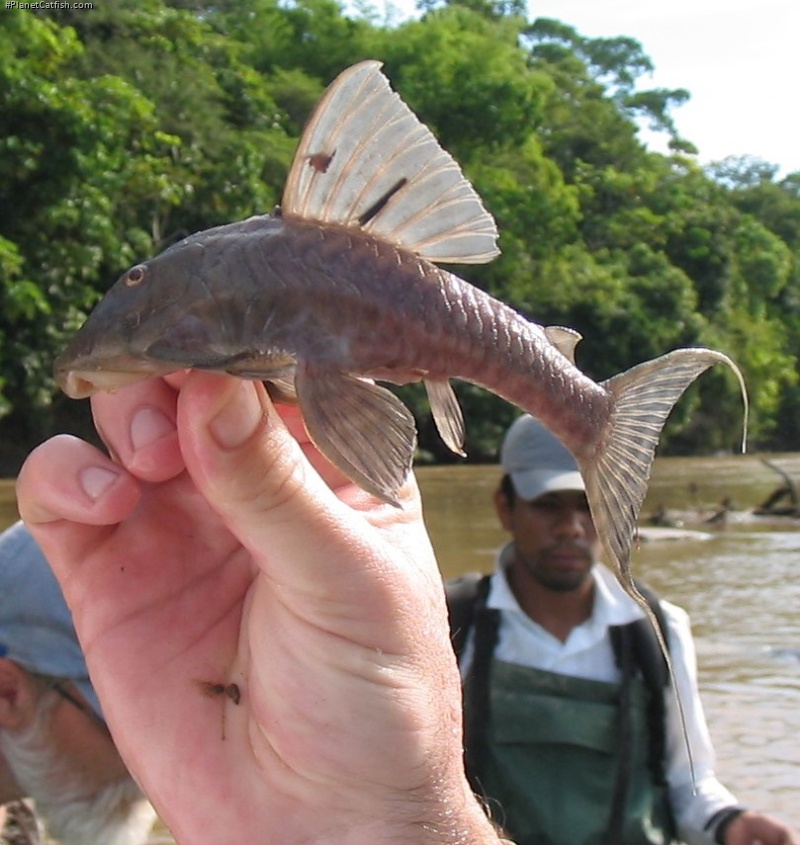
[55,62,748,769]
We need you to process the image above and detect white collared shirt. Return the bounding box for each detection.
[459,545,740,845]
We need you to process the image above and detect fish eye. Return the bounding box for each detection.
[125,265,147,287]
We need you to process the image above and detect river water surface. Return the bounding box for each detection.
[1,452,799,837]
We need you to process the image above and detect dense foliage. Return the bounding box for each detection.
[2,0,798,473]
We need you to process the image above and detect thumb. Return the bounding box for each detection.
[174,372,422,592]
[179,371,332,510]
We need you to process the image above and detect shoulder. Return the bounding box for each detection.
[650,592,691,630]
[657,597,690,627]
[445,572,493,657]
[657,598,695,656]
[0,521,50,572]
[0,521,66,618]
[445,571,488,598]
[594,565,694,643]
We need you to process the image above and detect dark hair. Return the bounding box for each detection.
[498,474,517,506]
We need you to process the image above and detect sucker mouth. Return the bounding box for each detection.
[60,372,97,399]
[56,368,153,399]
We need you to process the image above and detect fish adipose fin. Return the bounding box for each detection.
[295,366,417,505]
[425,379,466,456]
[579,347,748,781]
[282,60,499,264]
[544,326,582,363]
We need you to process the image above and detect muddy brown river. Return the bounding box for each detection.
[2,451,798,838]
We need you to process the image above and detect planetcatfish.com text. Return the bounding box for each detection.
[5,1,94,9]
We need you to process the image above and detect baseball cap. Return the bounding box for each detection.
[500,415,586,502]
[0,521,103,720]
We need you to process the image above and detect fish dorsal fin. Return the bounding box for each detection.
[282,60,499,265]
[425,379,466,456]
[544,326,583,364]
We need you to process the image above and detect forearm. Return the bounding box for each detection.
[661,603,739,844]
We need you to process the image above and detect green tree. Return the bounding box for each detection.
[0,12,183,449]
[4,0,800,472]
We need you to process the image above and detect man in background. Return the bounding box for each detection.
[0,521,156,845]
[449,415,797,845]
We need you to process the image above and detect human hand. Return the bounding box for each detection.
[16,373,498,845]
[723,810,798,845]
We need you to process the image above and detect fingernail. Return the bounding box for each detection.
[209,381,263,449]
[130,407,176,451]
[80,466,120,501]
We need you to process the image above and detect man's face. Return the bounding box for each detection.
[0,671,154,845]
[495,488,600,593]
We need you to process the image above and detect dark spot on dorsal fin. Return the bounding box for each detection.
[307,151,335,173]
[358,178,409,226]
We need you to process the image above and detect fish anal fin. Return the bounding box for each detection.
[544,326,582,364]
[424,379,466,456]
[294,366,417,504]
[580,346,748,786]
[282,61,499,265]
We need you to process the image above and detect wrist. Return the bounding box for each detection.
[412,780,511,845]
[707,806,746,845]
[319,772,507,845]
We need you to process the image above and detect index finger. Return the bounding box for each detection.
[91,377,184,482]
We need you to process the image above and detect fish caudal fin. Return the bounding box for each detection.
[583,347,747,590]
[580,347,748,783]
[282,61,499,264]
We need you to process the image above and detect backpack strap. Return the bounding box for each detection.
[628,581,670,694]
[445,572,491,659]
[609,581,671,787]
[444,572,498,794]
[603,582,673,842]
[606,615,636,844]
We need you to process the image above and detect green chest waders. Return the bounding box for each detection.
[466,659,674,845]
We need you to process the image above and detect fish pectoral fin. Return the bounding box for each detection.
[145,316,215,365]
[145,319,263,372]
[294,367,417,505]
[282,61,499,265]
[544,326,583,364]
[148,337,291,382]
[265,374,298,404]
[580,347,748,786]
[424,379,466,456]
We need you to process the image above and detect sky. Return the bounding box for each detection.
[377,0,800,177]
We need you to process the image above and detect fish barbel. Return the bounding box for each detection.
[55,62,747,721]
